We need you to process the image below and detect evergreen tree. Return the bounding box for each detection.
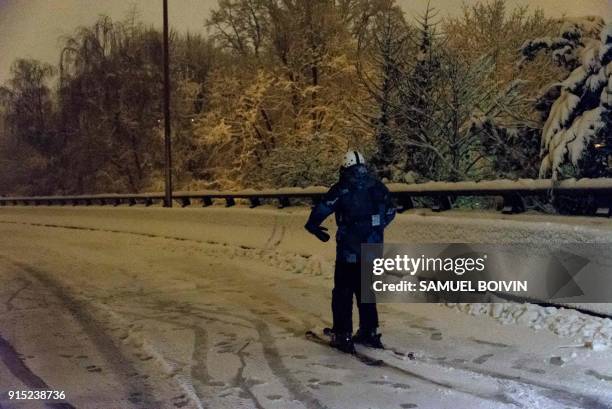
[355,0,408,176]
[521,19,611,179]
[395,3,444,180]
[393,4,529,182]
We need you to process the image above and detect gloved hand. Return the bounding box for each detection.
[305,224,330,242]
[313,226,330,242]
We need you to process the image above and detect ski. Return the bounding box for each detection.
[323,327,415,360]
[305,329,384,366]
[382,345,416,361]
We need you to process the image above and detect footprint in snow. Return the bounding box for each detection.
[472,353,494,364]
[173,399,190,408]
[86,365,102,373]
[585,369,612,382]
[549,356,564,366]
[368,380,410,390]
[511,364,545,374]
[430,332,442,341]
[320,381,342,386]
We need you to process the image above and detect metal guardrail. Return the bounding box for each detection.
[2,178,612,216]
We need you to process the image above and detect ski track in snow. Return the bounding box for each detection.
[0,206,611,409]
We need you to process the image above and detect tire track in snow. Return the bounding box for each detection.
[249,317,330,409]
[0,334,77,409]
[273,226,286,248]
[117,307,267,409]
[190,325,211,402]
[232,281,608,408]
[155,304,329,409]
[425,355,610,409]
[234,341,265,409]
[0,221,557,405]
[0,256,159,409]
[263,217,286,250]
[109,309,223,407]
[3,219,610,408]
[183,284,514,407]
[263,220,278,250]
[0,220,332,407]
[114,297,323,409]
[241,306,520,406]
[5,278,31,312]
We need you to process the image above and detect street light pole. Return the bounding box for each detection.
[162,0,173,207]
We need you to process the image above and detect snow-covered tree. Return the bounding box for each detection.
[447,0,555,86]
[397,55,528,182]
[355,0,409,175]
[521,17,605,71]
[380,3,528,183]
[441,0,563,180]
[522,19,611,179]
[0,59,57,195]
[200,0,373,188]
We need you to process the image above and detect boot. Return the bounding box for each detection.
[353,328,384,349]
[330,331,355,354]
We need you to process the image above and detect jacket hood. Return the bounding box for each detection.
[340,164,371,186]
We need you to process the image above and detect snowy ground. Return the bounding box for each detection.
[0,205,611,409]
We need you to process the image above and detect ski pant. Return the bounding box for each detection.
[332,261,378,334]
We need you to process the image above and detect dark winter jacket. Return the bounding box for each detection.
[305,164,396,263]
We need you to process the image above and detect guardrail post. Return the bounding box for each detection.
[145,198,153,207]
[128,198,136,206]
[179,197,191,207]
[34,200,41,206]
[396,195,414,213]
[99,198,107,206]
[46,200,53,206]
[431,196,451,212]
[225,197,236,207]
[310,196,321,208]
[501,194,525,214]
[201,197,213,207]
[595,194,612,217]
[249,197,261,208]
[85,199,92,206]
[113,198,121,207]
[278,197,290,209]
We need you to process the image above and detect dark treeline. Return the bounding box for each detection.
[0,0,609,195]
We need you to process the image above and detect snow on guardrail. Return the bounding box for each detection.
[2,177,612,216]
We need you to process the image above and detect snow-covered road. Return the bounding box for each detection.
[0,206,611,409]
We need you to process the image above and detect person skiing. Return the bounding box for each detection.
[304,150,396,353]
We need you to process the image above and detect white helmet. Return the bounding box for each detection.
[342,150,366,168]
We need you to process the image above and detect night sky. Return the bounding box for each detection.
[0,0,610,83]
